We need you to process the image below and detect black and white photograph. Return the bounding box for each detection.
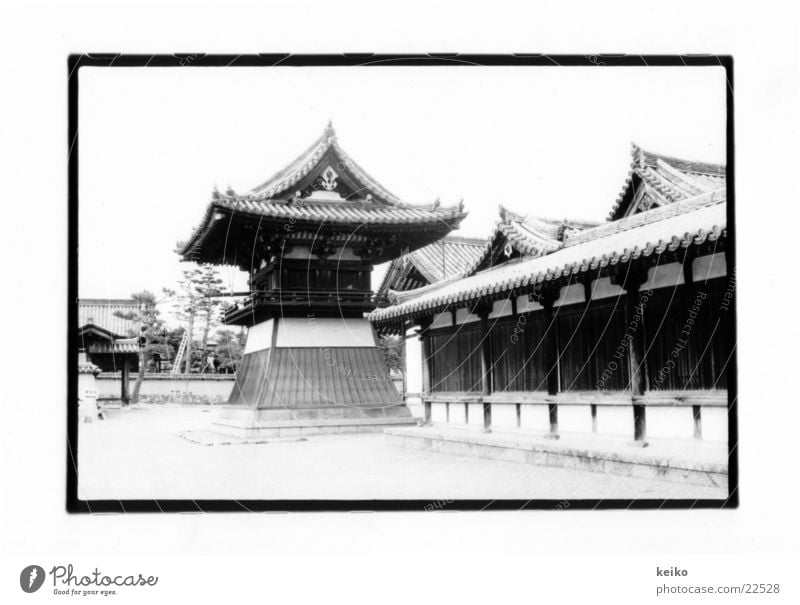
[3,2,800,604]
[73,58,733,505]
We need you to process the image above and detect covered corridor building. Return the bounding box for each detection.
[369,144,733,445]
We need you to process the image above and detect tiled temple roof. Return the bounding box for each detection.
[249,121,404,205]
[368,188,727,324]
[195,196,465,226]
[496,207,600,255]
[87,337,139,355]
[79,323,141,359]
[78,299,146,337]
[608,143,725,221]
[378,236,486,296]
[465,207,601,275]
[178,123,466,260]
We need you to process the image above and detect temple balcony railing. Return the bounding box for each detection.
[224,289,378,324]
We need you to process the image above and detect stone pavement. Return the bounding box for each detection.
[77,404,727,502]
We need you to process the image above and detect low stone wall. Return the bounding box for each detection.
[97,373,235,404]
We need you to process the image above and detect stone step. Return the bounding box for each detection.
[384,427,728,489]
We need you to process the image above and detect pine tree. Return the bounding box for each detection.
[195,265,226,354]
[173,265,226,372]
[174,269,202,373]
[113,290,168,403]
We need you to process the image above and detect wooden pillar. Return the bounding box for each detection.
[120,357,130,404]
[582,275,599,434]
[692,405,702,439]
[479,308,492,432]
[682,247,705,440]
[580,277,593,306]
[627,288,647,398]
[721,240,734,393]
[619,264,650,443]
[420,319,432,424]
[540,288,560,438]
[400,322,408,404]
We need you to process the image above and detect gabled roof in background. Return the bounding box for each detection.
[78,299,146,337]
[78,323,123,342]
[88,338,139,355]
[608,143,726,221]
[368,188,727,325]
[465,206,600,275]
[496,206,601,255]
[78,320,140,357]
[86,338,139,355]
[178,123,467,263]
[378,235,486,296]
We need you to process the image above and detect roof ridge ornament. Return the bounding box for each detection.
[556,218,573,242]
[320,165,339,191]
[324,119,337,142]
[631,142,644,168]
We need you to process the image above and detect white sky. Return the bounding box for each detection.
[79,65,726,323]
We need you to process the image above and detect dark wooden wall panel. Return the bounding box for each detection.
[490,319,528,392]
[421,277,732,396]
[645,281,731,390]
[557,303,630,392]
[522,314,552,391]
[429,325,482,392]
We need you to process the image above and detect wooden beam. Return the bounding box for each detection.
[540,287,560,438]
[540,289,560,397]
[120,358,130,404]
[682,246,697,286]
[579,275,593,305]
[420,318,433,424]
[620,263,650,443]
[693,405,702,439]
[479,310,492,432]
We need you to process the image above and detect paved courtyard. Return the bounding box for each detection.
[77,404,726,502]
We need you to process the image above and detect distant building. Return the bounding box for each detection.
[78,298,144,337]
[78,298,150,403]
[377,235,486,297]
[376,236,486,415]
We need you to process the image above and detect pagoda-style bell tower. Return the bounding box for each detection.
[179,122,466,437]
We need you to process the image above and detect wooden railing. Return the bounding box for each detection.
[224,289,376,320]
